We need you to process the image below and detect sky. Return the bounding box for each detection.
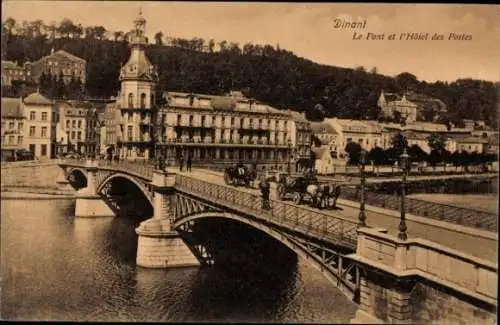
[2,1,499,83]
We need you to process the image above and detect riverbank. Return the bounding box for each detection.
[1,187,75,200]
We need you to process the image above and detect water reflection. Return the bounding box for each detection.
[1,198,357,322]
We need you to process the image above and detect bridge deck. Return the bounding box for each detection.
[184,168,497,263]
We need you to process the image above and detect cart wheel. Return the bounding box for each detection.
[293,192,302,204]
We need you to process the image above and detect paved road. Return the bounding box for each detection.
[178,168,497,263]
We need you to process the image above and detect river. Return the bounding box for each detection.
[1,197,357,322]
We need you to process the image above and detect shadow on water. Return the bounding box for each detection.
[180,218,302,323]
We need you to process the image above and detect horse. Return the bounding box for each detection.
[318,183,342,209]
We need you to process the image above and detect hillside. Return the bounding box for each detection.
[2,29,498,128]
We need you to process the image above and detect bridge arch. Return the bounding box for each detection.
[96,173,153,208]
[67,167,88,189]
[173,211,360,302]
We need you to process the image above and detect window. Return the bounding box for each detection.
[29,144,35,153]
[177,114,182,125]
[127,126,133,140]
[18,122,23,131]
[77,132,81,141]
[359,138,363,144]
[41,127,48,137]
[9,136,14,144]
[9,122,14,129]
[29,126,36,136]
[30,111,36,120]
[231,117,235,126]
[140,93,146,109]
[128,112,133,122]
[52,112,56,122]
[41,144,47,156]
[66,120,70,128]
[201,116,206,126]
[71,131,75,140]
[78,120,82,128]
[189,115,194,125]
[72,120,76,128]
[41,112,48,121]
[17,136,23,144]
[189,96,194,106]
[128,93,134,108]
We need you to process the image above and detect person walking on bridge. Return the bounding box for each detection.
[187,155,192,172]
[259,176,271,210]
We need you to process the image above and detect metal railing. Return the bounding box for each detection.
[175,174,359,249]
[341,186,497,232]
[61,158,155,180]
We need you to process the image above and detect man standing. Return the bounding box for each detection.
[259,176,271,210]
[187,155,192,172]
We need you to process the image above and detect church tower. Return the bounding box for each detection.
[118,10,158,160]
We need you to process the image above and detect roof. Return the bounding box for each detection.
[165,91,288,116]
[449,135,489,144]
[2,61,20,69]
[33,50,86,64]
[23,92,53,106]
[406,122,448,132]
[1,97,23,118]
[120,47,156,81]
[329,118,381,134]
[310,121,337,134]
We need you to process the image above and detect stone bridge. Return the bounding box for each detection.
[56,159,497,325]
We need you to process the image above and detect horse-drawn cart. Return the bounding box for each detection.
[224,164,258,187]
[276,173,345,209]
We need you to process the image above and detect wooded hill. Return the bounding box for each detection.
[2,17,498,127]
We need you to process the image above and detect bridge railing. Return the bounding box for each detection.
[175,174,359,250]
[61,158,155,180]
[341,186,497,232]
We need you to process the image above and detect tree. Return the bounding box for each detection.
[407,144,427,162]
[208,39,215,53]
[154,31,163,45]
[3,17,16,34]
[395,72,419,92]
[58,18,75,38]
[391,132,408,156]
[345,142,362,165]
[427,132,447,154]
[428,149,442,169]
[367,146,385,171]
[113,31,124,41]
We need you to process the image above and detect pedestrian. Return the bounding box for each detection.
[259,176,271,210]
[187,155,192,172]
[179,155,184,172]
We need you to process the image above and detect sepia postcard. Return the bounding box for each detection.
[1,2,498,323]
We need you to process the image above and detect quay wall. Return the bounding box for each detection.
[1,160,62,189]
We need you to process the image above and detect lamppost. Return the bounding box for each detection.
[399,147,409,240]
[287,138,292,174]
[358,149,367,227]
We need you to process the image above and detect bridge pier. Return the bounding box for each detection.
[75,160,115,218]
[135,170,200,268]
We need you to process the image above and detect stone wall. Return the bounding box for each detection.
[1,161,62,189]
[410,279,496,325]
[359,272,496,325]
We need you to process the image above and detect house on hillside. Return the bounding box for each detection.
[30,48,86,86]
[378,90,447,123]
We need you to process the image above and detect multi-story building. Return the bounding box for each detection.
[158,91,295,170]
[286,110,313,172]
[378,91,418,123]
[452,135,488,154]
[30,48,86,86]
[1,97,25,160]
[57,100,100,154]
[115,12,158,160]
[23,92,54,159]
[326,118,383,155]
[1,60,33,87]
